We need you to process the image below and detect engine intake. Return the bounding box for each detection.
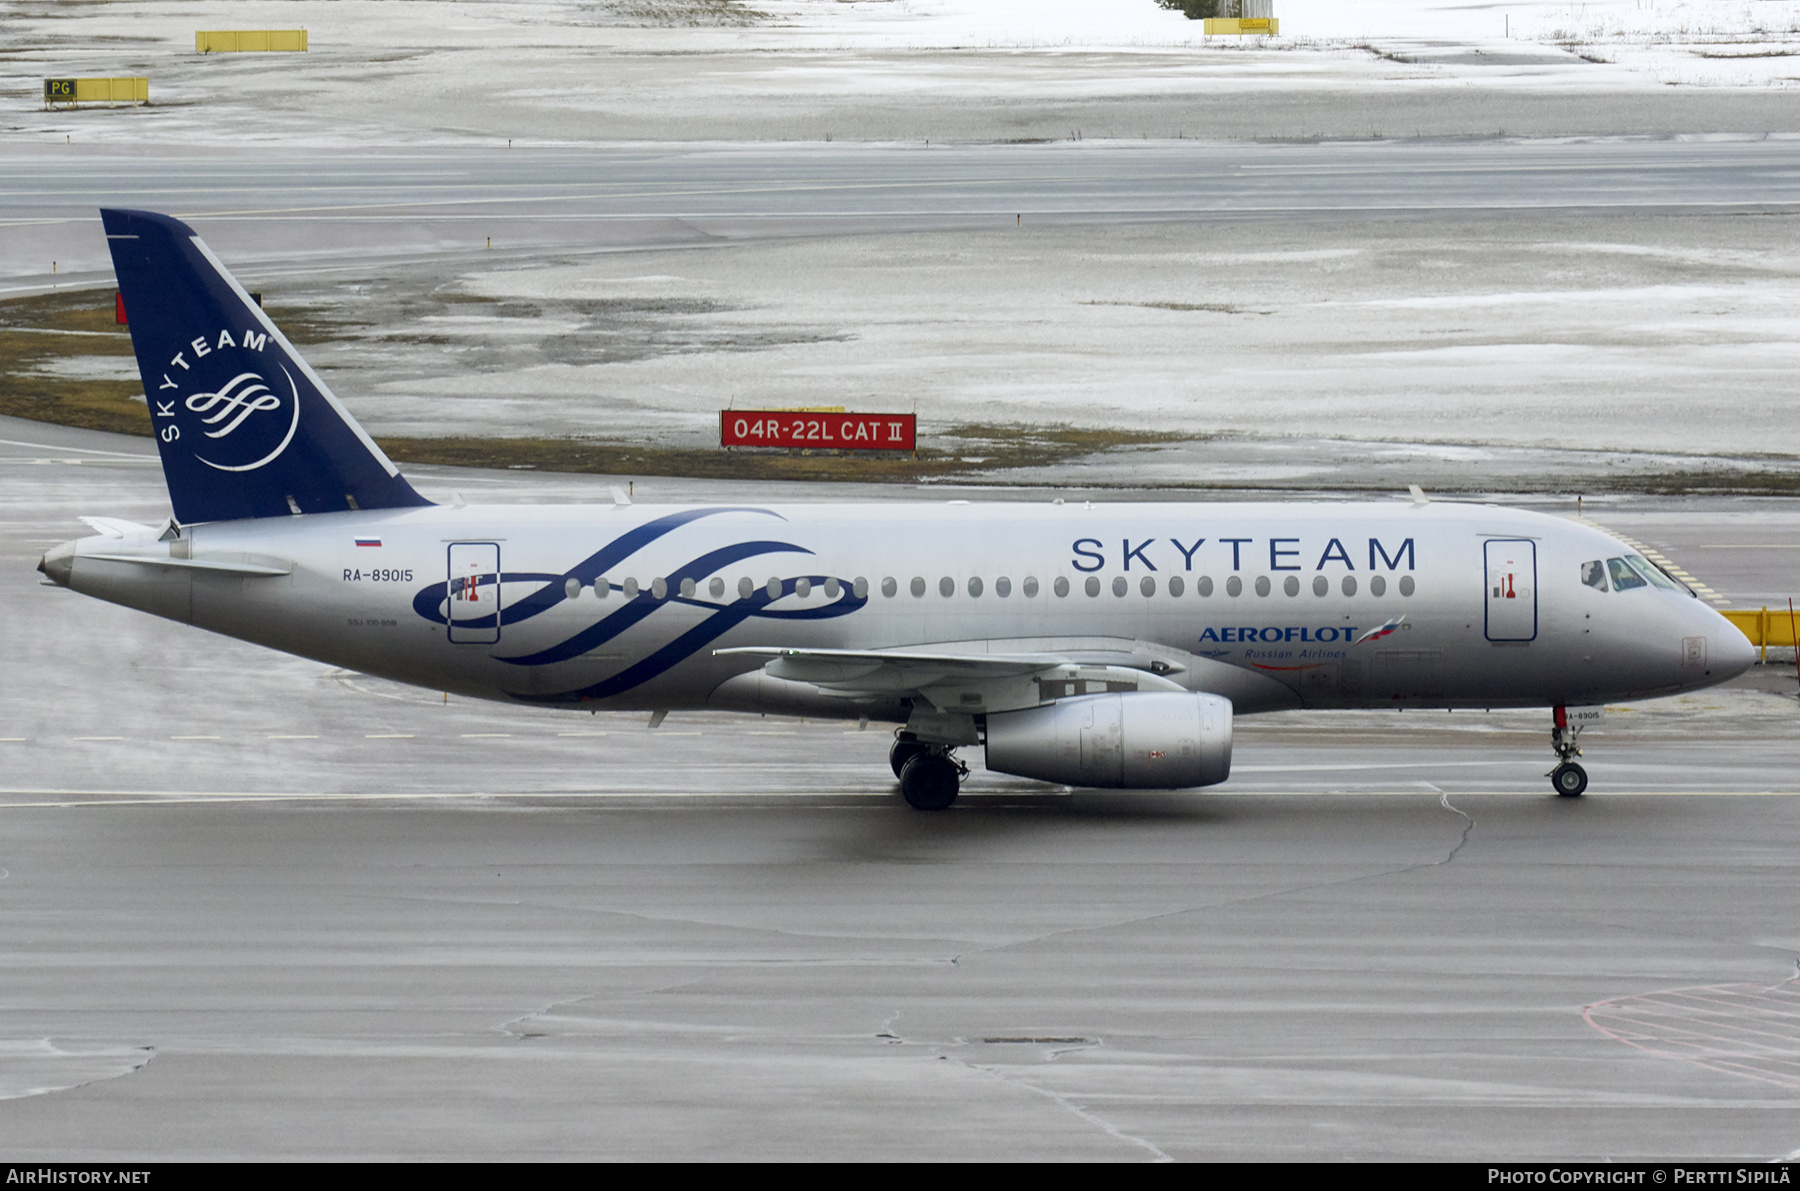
[985,692,1232,789]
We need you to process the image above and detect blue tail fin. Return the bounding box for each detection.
[101,208,431,523]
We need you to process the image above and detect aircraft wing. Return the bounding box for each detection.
[717,645,1075,682]
[713,642,1189,704]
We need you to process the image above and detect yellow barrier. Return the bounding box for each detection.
[1721,607,1800,663]
[196,30,308,53]
[43,78,149,108]
[1203,18,1279,35]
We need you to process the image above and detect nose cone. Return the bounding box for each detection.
[1713,611,1757,680]
[37,540,74,587]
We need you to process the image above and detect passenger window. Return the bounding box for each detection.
[1024,577,1040,597]
[910,576,926,598]
[996,577,1011,597]
[1606,557,1648,591]
[881,577,897,598]
[1053,577,1069,597]
[1580,560,1608,591]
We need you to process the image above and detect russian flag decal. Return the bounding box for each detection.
[1353,616,1405,646]
[355,537,382,548]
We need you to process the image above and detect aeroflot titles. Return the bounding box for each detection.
[1202,626,1364,644]
[1070,536,1415,573]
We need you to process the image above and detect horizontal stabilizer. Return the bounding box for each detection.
[82,552,293,577]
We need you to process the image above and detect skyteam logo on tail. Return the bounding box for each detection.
[152,326,300,472]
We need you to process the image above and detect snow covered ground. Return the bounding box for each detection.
[7,2,1798,492]
[231,208,1800,490]
[6,1,1800,147]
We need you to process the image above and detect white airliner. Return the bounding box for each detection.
[37,209,1756,809]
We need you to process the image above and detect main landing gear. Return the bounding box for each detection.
[1548,704,1588,798]
[891,731,966,811]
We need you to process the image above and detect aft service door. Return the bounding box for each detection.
[1484,538,1537,642]
[447,542,501,644]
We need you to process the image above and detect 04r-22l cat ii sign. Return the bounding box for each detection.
[38,209,1755,809]
[721,411,915,450]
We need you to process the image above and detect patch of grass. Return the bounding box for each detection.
[1692,49,1800,59]
[9,288,1800,495]
[1082,299,1270,315]
[261,304,353,347]
[1616,469,1800,496]
[383,423,1189,483]
[0,288,147,436]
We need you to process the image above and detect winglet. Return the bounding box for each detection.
[1408,484,1429,505]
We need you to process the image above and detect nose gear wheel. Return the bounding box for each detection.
[1551,762,1589,797]
[1547,704,1588,797]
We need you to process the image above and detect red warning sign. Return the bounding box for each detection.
[722,411,915,451]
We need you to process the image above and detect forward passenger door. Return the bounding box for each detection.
[1484,539,1537,643]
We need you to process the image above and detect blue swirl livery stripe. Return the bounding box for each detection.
[410,506,781,627]
[497,540,810,667]
[509,575,867,704]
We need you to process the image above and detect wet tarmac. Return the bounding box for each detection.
[2,418,1798,1159]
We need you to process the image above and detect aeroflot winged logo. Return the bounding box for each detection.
[151,325,300,472]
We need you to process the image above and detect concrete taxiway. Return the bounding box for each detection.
[2,417,1798,1159]
[10,138,1800,293]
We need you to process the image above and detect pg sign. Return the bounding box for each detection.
[722,411,915,451]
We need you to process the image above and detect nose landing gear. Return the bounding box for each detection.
[892,731,966,810]
[1548,705,1588,797]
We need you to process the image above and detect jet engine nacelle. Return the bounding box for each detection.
[984,691,1232,789]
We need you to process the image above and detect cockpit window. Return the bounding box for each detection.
[1606,557,1648,591]
[1627,553,1682,591]
[1580,560,1608,591]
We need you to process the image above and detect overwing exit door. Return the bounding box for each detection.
[1484,538,1537,642]
[447,542,501,644]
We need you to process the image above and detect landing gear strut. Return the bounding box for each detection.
[1548,705,1588,797]
[893,732,966,811]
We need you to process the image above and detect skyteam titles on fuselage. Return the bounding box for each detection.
[1070,536,1414,572]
